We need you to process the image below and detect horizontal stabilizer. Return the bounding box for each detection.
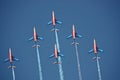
[32,45,40,48]
[54,62,61,64]
[54,58,61,64]
[8,66,16,69]
[92,57,100,61]
[71,41,79,45]
[51,28,59,32]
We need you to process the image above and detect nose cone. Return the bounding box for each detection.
[94,38,96,46]
[9,48,11,54]
[72,24,75,31]
[33,26,36,33]
[52,10,55,16]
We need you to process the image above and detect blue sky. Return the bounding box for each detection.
[0,0,120,80]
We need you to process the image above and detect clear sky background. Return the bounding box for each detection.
[0,0,120,80]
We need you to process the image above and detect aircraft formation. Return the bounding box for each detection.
[3,10,103,80]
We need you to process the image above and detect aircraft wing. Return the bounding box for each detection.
[98,48,103,52]
[4,58,9,62]
[67,35,72,39]
[48,21,52,25]
[38,37,43,40]
[88,49,94,53]
[28,37,33,41]
[49,54,54,58]
[76,34,82,38]
[56,20,62,24]
[13,57,19,61]
[58,53,64,57]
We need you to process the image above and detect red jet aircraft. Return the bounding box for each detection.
[49,44,64,64]
[4,48,19,68]
[67,24,82,44]
[48,10,62,26]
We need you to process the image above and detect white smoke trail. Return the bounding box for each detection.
[74,43,83,80]
[11,67,15,80]
[96,55,102,80]
[58,57,64,80]
[36,45,43,80]
[54,28,64,80]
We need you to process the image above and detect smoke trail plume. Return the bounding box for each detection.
[74,43,83,80]
[58,57,64,80]
[96,55,102,80]
[36,45,43,80]
[54,28,64,80]
[12,67,15,80]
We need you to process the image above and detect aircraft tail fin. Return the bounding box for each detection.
[92,57,100,61]
[8,66,16,69]
[51,28,59,32]
[54,58,61,64]
[53,61,61,64]
[32,45,40,48]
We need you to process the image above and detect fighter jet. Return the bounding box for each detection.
[4,48,19,68]
[88,39,103,60]
[49,44,64,64]
[67,24,82,44]
[48,10,62,26]
[29,26,43,42]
